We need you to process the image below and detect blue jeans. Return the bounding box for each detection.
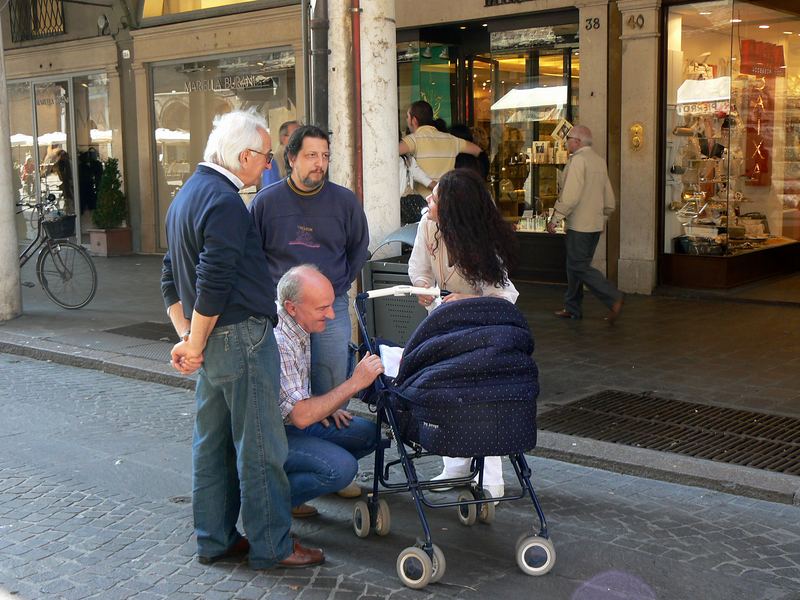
[310,294,351,396]
[564,229,622,318]
[193,316,293,569]
[284,415,377,507]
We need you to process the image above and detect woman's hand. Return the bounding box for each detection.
[417,294,435,307]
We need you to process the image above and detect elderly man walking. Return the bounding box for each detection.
[548,124,624,322]
[161,110,323,570]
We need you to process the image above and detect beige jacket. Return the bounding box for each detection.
[552,146,616,233]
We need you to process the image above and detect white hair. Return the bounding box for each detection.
[570,125,593,146]
[203,109,268,172]
[277,264,322,305]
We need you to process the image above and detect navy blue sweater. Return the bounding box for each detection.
[249,178,369,296]
[161,165,276,326]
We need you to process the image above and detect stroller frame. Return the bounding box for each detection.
[352,287,555,589]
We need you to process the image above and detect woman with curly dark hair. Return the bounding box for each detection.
[408,167,519,499]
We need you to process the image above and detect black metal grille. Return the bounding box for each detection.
[539,390,800,475]
[106,322,176,343]
[10,0,65,43]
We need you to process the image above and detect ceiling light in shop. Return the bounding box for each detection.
[459,26,466,30]
[784,32,793,35]
[731,18,742,23]
[759,25,770,29]
[699,11,711,15]
[482,23,488,27]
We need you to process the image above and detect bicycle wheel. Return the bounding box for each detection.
[36,241,97,309]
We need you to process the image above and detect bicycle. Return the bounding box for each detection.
[16,194,98,309]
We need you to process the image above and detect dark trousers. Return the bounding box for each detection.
[564,229,622,318]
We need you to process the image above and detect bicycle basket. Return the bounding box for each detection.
[43,215,76,239]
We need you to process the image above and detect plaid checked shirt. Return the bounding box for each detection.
[274,307,311,422]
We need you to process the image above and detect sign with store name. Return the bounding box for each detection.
[740,39,785,78]
[184,75,277,94]
[485,0,535,6]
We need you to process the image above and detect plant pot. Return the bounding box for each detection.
[87,227,133,257]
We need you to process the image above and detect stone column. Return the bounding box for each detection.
[327,0,356,191]
[131,63,157,253]
[359,0,399,256]
[576,0,613,274]
[617,0,661,293]
[0,33,22,321]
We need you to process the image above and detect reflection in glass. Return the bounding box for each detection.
[151,50,297,249]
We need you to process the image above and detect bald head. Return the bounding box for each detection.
[278,265,335,333]
[569,125,593,146]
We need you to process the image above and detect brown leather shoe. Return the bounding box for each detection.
[554,309,580,319]
[277,539,325,569]
[291,503,319,518]
[197,536,249,565]
[606,295,625,323]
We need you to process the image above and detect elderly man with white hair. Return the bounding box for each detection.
[547,124,624,322]
[162,110,323,570]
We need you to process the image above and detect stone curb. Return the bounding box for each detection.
[3,333,799,506]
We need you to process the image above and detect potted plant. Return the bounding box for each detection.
[88,157,132,256]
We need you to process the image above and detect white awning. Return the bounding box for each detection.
[491,86,568,111]
[676,77,731,104]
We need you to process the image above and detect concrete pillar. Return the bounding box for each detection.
[0,33,22,321]
[327,0,399,256]
[576,0,612,275]
[617,0,661,294]
[327,0,357,191]
[359,0,400,255]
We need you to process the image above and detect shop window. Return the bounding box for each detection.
[151,50,297,249]
[664,1,800,258]
[142,0,261,18]
[10,0,65,43]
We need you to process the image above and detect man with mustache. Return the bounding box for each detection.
[250,126,370,516]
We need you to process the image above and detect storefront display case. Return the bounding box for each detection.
[660,0,800,288]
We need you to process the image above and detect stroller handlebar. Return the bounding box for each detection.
[363,285,441,299]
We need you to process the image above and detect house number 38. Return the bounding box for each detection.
[585,17,601,30]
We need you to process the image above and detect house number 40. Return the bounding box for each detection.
[627,14,645,29]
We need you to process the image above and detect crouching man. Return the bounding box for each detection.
[274,265,384,517]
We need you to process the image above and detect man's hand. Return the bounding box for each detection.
[546,220,557,234]
[170,340,204,375]
[442,292,477,303]
[351,351,384,389]
[321,409,353,429]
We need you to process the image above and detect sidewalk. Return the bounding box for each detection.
[2,253,799,505]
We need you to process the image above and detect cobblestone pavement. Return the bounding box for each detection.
[1,354,799,600]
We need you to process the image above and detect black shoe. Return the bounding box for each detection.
[198,536,249,565]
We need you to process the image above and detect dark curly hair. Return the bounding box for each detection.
[435,168,518,289]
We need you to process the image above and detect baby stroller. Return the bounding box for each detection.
[352,285,555,589]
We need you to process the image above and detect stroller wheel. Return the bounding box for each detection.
[429,543,447,584]
[478,490,496,524]
[396,546,433,589]
[353,500,371,538]
[374,499,391,536]
[515,536,556,576]
[456,490,477,526]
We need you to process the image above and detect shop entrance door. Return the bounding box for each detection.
[33,80,77,218]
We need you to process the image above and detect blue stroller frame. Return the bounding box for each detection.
[352,286,555,589]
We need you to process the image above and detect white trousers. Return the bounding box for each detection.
[441,456,504,486]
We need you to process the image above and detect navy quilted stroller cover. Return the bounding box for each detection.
[390,296,539,457]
